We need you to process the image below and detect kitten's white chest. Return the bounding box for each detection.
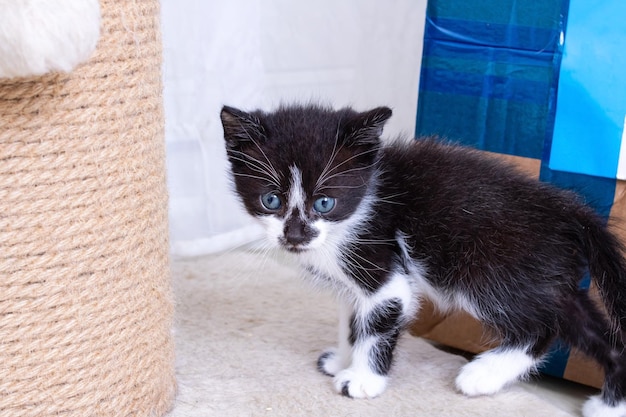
[297,247,357,296]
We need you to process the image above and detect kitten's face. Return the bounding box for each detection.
[221,104,392,253]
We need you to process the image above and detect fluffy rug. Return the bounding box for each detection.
[166,250,579,417]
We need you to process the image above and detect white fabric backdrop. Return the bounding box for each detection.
[161,0,427,256]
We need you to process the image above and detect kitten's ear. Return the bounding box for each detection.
[220,105,266,149]
[342,106,392,146]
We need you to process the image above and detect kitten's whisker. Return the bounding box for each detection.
[316,134,345,192]
[377,200,405,206]
[228,153,276,178]
[228,151,281,187]
[315,162,378,190]
[250,140,281,185]
[321,146,380,177]
[376,192,409,206]
[234,123,281,185]
[315,147,380,193]
[340,248,388,292]
[315,184,365,191]
[232,172,278,184]
[352,238,397,245]
[319,136,341,180]
[346,249,389,273]
[228,150,277,176]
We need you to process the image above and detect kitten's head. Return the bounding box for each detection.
[220,104,392,253]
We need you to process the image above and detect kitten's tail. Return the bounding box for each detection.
[582,211,626,336]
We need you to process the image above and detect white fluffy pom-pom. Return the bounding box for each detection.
[0,0,100,78]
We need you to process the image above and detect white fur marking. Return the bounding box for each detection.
[304,218,329,250]
[582,395,626,417]
[258,216,284,248]
[333,336,388,398]
[288,165,306,215]
[357,271,416,320]
[455,347,537,396]
[297,192,377,299]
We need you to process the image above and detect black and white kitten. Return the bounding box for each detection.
[220,103,626,417]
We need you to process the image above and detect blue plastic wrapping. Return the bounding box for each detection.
[416,0,568,159]
[549,0,626,180]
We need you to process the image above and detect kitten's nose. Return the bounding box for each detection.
[284,217,308,246]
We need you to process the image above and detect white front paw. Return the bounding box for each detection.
[333,368,388,399]
[317,349,345,377]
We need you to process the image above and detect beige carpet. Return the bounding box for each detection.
[166,250,583,417]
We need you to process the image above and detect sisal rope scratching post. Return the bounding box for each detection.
[0,1,176,416]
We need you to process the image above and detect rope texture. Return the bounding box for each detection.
[0,0,176,415]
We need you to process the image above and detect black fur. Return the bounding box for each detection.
[348,299,404,375]
[221,103,626,410]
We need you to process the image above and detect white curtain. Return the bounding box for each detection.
[161,0,427,257]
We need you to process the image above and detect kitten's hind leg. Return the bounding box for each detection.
[559,290,626,417]
[455,343,545,396]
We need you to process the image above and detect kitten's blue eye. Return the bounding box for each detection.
[261,192,282,211]
[313,197,336,214]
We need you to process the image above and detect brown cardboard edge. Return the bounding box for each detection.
[563,349,604,389]
[483,151,542,179]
